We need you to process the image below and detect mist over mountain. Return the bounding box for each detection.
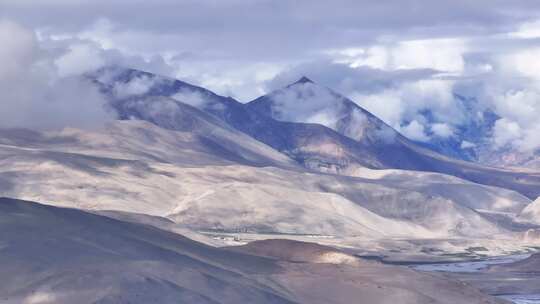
[402,94,540,170]
[267,61,540,171]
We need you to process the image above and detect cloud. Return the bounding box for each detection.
[4,0,539,101]
[54,43,105,77]
[349,79,460,132]
[493,118,522,148]
[486,88,540,152]
[174,61,284,101]
[171,88,224,111]
[112,74,163,98]
[393,39,466,72]
[343,107,400,143]
[265,61,462,134]
[350,91,404,126]
[478,76,540,152]
[329,38,466,72]
[0,19,112,130]
[4,1,540,55]
[461,140,476,149]
[0,19,37,80]
[105,69,227,112]
[266,32,540,152]
[520,123,540,152]
[266,61,438,95]
[1,1,540,154]
[400,120,430,142]
[39,29,176,78]
[267,80,400,143]
[500,47,540,80]
[269,82,346,130]
[510,20,540,39]
[431,123,454,138]
[171,89,206,108]
[492,89,539,125]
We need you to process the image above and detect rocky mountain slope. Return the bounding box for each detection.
[0,120,533,241]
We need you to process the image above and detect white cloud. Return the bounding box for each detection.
[510,19,540,39]
[24,291,57,304]
[394,39,466,72]
[39,20,176,78]
[353,46,390,69]
[329,46,390,69]
[492,89,539,125]
[76,18,117,50]
[461,140,476,149]
[173,61,284,101]
[328,38,466,73]
[400,120,430,142]
[500,48,540,80]
[0,20,38,80]
[55,43,105,77]
[171,89,207,108]
[0,20,112,130]
[171,88,224,111]
[1,3,539,156]
[351,91,403,126]
[266,35,540,153]
[519,122,540,152]
[431,123,454,138]
[482,86,540,151]
[270,82,344,130]
[113,75,160,98]
[342,108,368,139]
[351,79,458,132]
[493,118,522,148]
[400,79,459,123]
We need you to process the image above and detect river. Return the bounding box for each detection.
[405,254,539,304]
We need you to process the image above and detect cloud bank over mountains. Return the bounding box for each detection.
[0,20,111,130]
[0,1,540,152]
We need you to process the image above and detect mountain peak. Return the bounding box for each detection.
[292,76,314,85]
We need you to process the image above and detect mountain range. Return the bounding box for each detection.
[90,67,540,200]
[0,66,537,239]
[1,66,540,303]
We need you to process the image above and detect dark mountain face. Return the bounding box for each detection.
[86,68,300,168]
[89,67,394,170]
[88,67,540,199]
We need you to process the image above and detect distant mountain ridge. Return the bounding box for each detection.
[87,67,540,199]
